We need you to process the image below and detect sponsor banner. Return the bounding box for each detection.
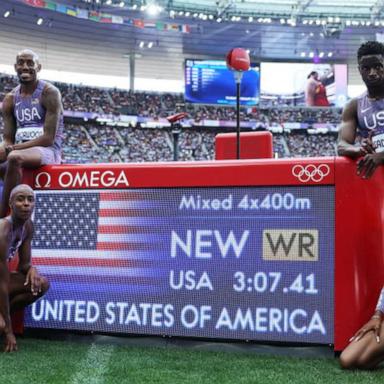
[34,169,130,190]
[32,161,334,190]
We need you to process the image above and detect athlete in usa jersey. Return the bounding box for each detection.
[338,41,384,179]
[13,79,63,151]
[0,49,64,218]
[0,185,49,352]
[338,41,384,370]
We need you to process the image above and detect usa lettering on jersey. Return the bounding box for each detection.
[16,107,42,123]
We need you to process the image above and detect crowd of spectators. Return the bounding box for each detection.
[58,124,338,163]
[0,119,337,163]
[116,127,171,162]
[0,73,341,126]
[62,124,96,163]
[285,133,337,157]
[0,72,341,162]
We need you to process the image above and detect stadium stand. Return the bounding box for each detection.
[0,73,339,163]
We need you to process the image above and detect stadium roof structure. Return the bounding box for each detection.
[0,0,381,78]
[71,0,382,23]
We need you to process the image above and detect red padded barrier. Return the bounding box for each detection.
[215,132,273,160]
[334,157,384,350]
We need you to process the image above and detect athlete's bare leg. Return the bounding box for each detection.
[8,272,49,312]
[0,312,5,333]
[340,328,384,369]
[0,148,43,218]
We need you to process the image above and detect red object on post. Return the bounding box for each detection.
[226,48,250,72]
[166,112,188,124]
[215,131,273,160]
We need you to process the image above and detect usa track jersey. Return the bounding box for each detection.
[13,80,64,151]
[357,92,384,152]
[6,217,27,262]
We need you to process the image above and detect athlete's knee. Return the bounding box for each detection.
[7,151,24,168]
[340,349,377,370]
[339,351,356,369]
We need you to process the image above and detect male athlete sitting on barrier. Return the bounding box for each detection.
[338,41,384,368]
[0,184,49,352]
[0,49,63,218]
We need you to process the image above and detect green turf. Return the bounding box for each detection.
[0,338,382,384]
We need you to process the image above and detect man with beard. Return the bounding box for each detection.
[0,49,64,217]
[338,41,384,369]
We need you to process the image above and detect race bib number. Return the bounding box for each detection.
[15,126,44,143]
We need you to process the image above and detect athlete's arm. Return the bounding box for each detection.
[11,84,62,151]
[337,99,372,158]
[0,93,17,161]
[0,221,13,339]
[18,221,42,295]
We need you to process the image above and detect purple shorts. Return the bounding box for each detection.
[35,146,61,165]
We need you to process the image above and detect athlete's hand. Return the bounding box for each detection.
[4,332,17,352]
[360,135,375,155]
[350,316,382,344]
[24,267,43,296]
[357,153,384,178]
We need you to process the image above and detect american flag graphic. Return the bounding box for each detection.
[31,190,168,295]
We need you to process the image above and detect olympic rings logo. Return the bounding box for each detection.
[292,164,330,183]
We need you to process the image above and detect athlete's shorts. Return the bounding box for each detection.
[34,146,61,165]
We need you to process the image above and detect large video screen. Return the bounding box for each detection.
[26,186,334,344]
[184,59,260,105]
[260,63,347,107]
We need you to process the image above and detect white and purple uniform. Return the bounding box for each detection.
[13,80,63,164]
[358,95,384,314]
[357,92,384,153]
[5,217,27,262]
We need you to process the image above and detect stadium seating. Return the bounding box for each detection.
[0,73,339,163]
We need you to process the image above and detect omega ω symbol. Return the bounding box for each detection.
[35,171,51,188]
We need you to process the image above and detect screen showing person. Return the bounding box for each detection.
[260,62,347,107]
[306,71,330,107]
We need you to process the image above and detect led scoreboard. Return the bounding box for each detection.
[24,160,335,345]
[184,59,260,105]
